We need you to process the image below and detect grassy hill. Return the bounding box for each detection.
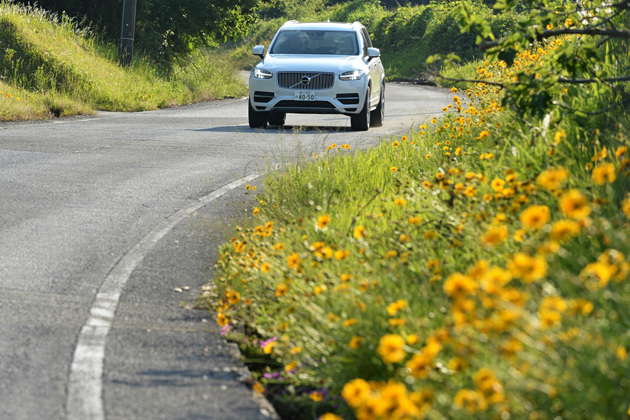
[0,2,246,121]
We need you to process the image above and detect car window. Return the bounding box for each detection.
[270,30,359,55]
[361,28,373,48]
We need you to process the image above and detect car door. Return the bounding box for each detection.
[361,28,382,107]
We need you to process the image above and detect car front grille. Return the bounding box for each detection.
[275,100,336,108]
[277,72,335,90]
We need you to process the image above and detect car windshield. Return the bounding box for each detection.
[270,30,359,55]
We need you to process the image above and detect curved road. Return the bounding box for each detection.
[0,83,450,420]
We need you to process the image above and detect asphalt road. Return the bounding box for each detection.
[0,82,451,420]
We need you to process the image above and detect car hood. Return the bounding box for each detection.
[258,55,366,73]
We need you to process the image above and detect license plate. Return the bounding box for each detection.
[294,91,315,101]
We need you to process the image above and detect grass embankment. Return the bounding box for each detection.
[229,0,520,82]
[202,20,630,420]
[0,2,245,121]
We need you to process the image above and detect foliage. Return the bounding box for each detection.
[237,0,521,80]
[203,18,630,420]
[431,0,630,117]
[10,0,259,64]
[0,2,246,121]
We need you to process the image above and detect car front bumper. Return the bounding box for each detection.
[249,76,367,115]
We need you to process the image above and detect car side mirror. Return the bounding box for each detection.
[367,47,380,59]
[252,45,265,59]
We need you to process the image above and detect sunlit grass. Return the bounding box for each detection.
[202,30,630,420]
[0,2,246,121]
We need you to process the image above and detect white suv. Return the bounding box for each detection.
[248,21,385,131]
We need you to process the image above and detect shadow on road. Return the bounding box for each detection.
[193,125,355,134]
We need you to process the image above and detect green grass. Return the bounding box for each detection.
[0,1,246,121]
[203,25,630,420]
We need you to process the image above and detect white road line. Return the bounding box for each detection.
[66,173,261,420]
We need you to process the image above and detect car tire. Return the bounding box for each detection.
[370,83,384,127]
[268,112,286,127]
[248,100,268,129]
[351,87,370,131]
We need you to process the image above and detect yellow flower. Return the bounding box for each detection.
[393,141,400,147]
[377,334,407,364]
[287,253,301,269]
[407,334,419,345]
[623,196,630,219]
[226,290,240,304]
[507,253,547,282]
[309,391,324,402]
[559,189,591,220]
[550,219,581,241]
[536,167,569,190]
[391,166,398,172]
[343,318,358,327]
[581,261,615,289]
[342,378,371,408]
[388,318,406,327]
[393,197,407,206]
[216,312,229,327]
[447,357,469,371]
[285,361,299,373]
[252,207,260,215]
[334,249,350,260]
[320,414,343,420]
[317,214,331,229]
[263,341,276,354]
[290,346,302,354]
[353,225,367,240]
[408,216,422,225]
[539,309,562,329]
[481,226,509,246]
[406,353,433,378]
[425,153,431,160]
[592,163,616,185]
[569,298,594,315]
[253,382,265,394]
[490,178,505,192]
[444,273,478,298]
[275,283,288,297]
[453,389,488,412]
[386,299,408,316]
[349,336,362,349]
[519,204,550,229]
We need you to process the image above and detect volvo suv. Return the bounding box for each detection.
[248,21,385,131]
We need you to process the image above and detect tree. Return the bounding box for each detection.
[430,0,630,117]
[12,0,260,63]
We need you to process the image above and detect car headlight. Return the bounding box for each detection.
[339,70,364,81]
[253,68,273,79]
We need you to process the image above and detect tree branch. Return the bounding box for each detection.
[434,74,506,88]
[480,28,630,50]
[557,76,630,83]
[554,95,630,115]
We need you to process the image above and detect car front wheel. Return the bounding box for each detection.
[268,112,286,127]
[351,87,370,131]
[370,83,384,127]
[248,101,268,129]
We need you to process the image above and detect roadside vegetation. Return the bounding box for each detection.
[202,0,630,419]
[0,2,246,121]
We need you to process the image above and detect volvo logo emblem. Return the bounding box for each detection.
[301,76,310,85]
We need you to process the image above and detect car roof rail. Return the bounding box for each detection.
[283,20,300,26]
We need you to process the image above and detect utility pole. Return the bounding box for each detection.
[119,0,137,66]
